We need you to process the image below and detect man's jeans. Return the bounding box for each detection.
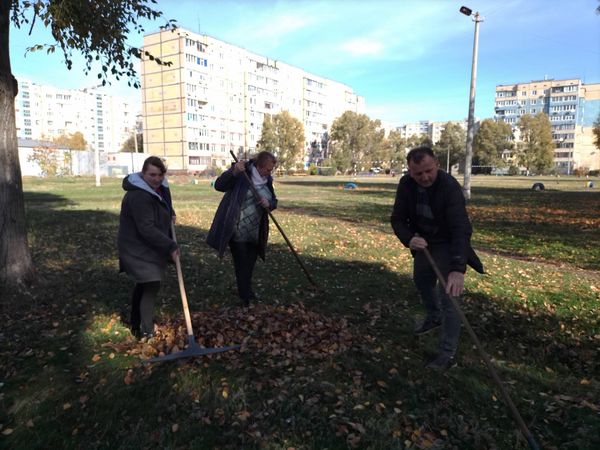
[413,244,462,356]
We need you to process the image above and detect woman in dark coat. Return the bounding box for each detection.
[207,151,277,306]
[118,156,179,338]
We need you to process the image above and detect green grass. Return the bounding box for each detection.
[1,174,599,449]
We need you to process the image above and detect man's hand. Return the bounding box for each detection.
[409,235,428,251]
[171,248,181,262]
[232,161,246,175]
[446,271,464,297]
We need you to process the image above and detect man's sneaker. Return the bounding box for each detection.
[414,318,442,336]
[425,354,457,372]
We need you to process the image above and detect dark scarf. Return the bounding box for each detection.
[415,186,438,237]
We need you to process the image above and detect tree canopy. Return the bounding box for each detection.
[121,133,143,152]
[53,131,87,150]
[256,111,305,170]
[329,111,385,172]
[473,119,513,167]
[382,129,407,170]
[516,113,554,174]
[433,122,466,171]
[593,113,600,152]
[0,0,175,286]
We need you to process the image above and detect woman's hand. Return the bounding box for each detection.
[259,197,270,209]
[232,161,246,175]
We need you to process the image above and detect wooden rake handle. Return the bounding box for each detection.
[422,247,539,450]
[171,223,195,338]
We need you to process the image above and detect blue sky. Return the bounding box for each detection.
[9,0,600,126]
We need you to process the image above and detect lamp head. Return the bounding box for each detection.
[460,6,472,16]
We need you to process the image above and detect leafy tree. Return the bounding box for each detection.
[0,1,175,287]
[329,111,384,172]
[406,133,433,150]
[473,119,513,167]
[593,113,600,152]
[516,113,554,174]
[54,131,87,150]
[256,111,304,170]
[273,111,305,170]
[121,133,143,152]
[256,113,278,153]
[433,122,466,171]
[383,129,407,170]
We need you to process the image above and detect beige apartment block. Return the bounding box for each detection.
[495,78,600,173]
[141,28,364,171]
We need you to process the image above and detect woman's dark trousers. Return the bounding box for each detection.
[229,241,259,304]
[130,281,161,336]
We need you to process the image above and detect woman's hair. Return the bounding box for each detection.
[255,151,277,167]
[142,156,167,174]
[406,146,436,164]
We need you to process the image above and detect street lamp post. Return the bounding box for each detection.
[447,145,451,174]
[460,6,483,199]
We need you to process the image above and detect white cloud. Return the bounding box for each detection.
[340,38,385,57]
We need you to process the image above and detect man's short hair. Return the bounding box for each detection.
[406,146,436,165]
[255,151,277,167]
[142,156,167,174]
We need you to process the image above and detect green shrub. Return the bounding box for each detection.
[318,166,335,176]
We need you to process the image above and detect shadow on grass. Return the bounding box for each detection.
[1,192,598,449]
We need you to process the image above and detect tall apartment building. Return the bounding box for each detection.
[397,120,468,143]
[14,79,137,153]
[495,78,600,173]
[140,28,365,171]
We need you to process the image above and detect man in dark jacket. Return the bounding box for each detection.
[207,151,277,306]
[391,146,483,371]
[118,156,178,338]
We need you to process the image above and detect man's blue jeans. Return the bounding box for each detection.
[413,244,462,357]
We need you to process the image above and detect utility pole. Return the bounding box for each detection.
[94,145,101,187]
[460,6,484,199]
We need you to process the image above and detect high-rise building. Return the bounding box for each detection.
[495,78,600,173]
[14,79,136,153]
[397,120,468,144]
[140,28,365,171]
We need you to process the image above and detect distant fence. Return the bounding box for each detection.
[18,146,149,177]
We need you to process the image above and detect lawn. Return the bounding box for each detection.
[1,174,599,450]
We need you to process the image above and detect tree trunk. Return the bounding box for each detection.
[0,0,35,288]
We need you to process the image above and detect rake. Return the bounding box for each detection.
[145,223,241,363]
[422,247,540,450]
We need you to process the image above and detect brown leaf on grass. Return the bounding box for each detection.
[2,428,14,435]
[138,302,354,362]
[91,354,101,362]
[124,369,134,385]
[236,410,251,422]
